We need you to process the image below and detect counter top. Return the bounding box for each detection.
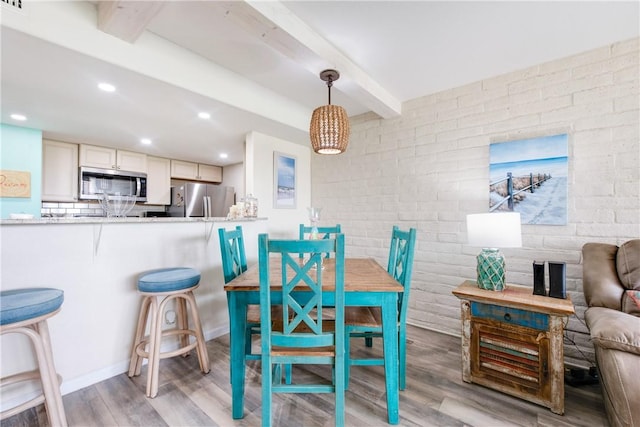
[0,216,266,225]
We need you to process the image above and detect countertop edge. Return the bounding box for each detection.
[0,217,267,225]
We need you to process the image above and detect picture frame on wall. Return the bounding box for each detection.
[489,133,568,225]
[274,152,296,209]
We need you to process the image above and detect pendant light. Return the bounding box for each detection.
[309,69,350,154]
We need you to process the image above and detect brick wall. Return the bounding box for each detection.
[311,37,639,368]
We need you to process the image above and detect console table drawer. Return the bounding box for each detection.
[471,302,548,330]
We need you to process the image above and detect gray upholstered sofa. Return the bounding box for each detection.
[582,239,640,427]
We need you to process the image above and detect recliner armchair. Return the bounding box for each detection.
[582,239,640,427]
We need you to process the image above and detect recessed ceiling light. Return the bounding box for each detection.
[140,138,152,145]
[219,153,228,159]
[198,112,211,119]
[10,113,27,121]
[98,82,116,92]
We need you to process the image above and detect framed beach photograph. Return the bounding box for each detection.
[274,152,296,209]
[489,133,568,225]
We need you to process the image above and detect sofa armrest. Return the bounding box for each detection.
[585,307,640,355]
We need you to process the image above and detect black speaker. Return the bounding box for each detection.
[548,261,566,299]
[533,261,546,296]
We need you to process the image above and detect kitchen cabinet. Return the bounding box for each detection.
[42,139,78,202]
[79,144,147,173]
[453,281,575,415]
[170,160,222,183]
[146,156,171,205]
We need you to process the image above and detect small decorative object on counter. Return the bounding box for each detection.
[98,193,136,217]
[227,204,244,220]
[243,194,258,218]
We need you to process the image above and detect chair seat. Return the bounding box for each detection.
[0,288,64,326]
[345,306,380,328]
[138,267,201,293]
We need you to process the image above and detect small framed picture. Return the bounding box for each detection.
[274,152,296,209]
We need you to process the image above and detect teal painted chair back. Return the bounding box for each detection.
[387,226,417,326]
[218,226,248,284]
[299,223,342,258]
[258,233,345,427]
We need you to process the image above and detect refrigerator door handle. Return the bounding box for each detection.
[205,196,212,218]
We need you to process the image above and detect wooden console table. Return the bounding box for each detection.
[453,280,575,414]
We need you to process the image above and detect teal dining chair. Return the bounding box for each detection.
[344,226,417,390]
[258,233,346,427]
[218,226,259,361]
[299,224,342,258]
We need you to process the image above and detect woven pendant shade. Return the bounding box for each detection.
[310,104,350,154]
[309,69,350,154]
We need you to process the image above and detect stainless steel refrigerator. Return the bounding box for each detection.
[168,182,235,217]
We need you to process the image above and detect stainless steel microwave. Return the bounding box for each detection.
[79,166,147,201]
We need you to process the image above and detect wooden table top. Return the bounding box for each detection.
[452,280,575,316]
[224,257,403,293]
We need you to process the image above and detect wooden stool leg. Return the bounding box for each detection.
[129,296,152,377]
[176,298,190,353]
[184,291,210,373]
[35,320,68,427]
[146,297,162,398]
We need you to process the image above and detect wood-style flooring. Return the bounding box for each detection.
[2,325,607,426]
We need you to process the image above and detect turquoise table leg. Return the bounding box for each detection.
[382,293,400,425]
[229,292,247,419]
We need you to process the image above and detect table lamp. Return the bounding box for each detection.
[467,212,522,291]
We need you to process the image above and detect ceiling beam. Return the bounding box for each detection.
[97,1,164,43]
[222,1,402,118]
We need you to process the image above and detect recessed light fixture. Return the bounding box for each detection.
[198,112,211,119]
[10,113,27,121]
[140,138,152,145]
[98,82,116,92]
[219,153,228,159]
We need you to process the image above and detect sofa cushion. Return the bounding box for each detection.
[616,239,640,291]
[585,307,640,355]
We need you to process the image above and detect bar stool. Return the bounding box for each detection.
[0,288,67,426]
[128,267,210,398]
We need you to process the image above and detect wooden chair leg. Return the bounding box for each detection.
[399,327,407,391]
[146,297,162,398]
[184,291,210,373]
[176,298,189,354]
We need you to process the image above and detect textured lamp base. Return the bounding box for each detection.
[476,248,506,291]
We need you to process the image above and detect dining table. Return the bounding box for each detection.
[224,257,404,425]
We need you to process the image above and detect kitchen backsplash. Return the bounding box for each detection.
[41,201,166,218]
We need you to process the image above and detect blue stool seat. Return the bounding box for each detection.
[1,288,64,325]
[138,267,201,293]
[1,288,67,426]
[128,267,210,398]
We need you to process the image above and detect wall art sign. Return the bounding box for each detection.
[274,152,296,209]
[0,170,31,198]
[489,134,568,225]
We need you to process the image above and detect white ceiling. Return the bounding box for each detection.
[1,1,638,166]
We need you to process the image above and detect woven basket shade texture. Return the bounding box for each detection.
[310,104,350,154]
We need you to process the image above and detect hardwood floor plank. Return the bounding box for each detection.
[2,325,607,427]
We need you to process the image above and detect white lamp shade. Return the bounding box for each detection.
[467,212,522,248]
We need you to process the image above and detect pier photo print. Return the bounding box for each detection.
[489,134,568,225]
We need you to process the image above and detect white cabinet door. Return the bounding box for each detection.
[171,160,198,180]
[79,144,116,169]
[116,150,147,173]
[79,144,147,173]
[42,140,79,202]
[197,163,222,183]
[146,156,171,205]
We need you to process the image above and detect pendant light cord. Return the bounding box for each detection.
[327,76,333,105]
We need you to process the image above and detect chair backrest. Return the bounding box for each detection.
[259,233,345,351]
[299,224,342,258]
[218,226,248,284]
[387,226,417,325]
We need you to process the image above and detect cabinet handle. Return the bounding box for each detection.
[504,313,511,321]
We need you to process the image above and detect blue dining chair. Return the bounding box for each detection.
[344,226,416,390]
[299,224,342,258]
[259,233,346,427]
[218,226,258,361]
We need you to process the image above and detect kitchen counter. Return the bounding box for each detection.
[0,216,266,225]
